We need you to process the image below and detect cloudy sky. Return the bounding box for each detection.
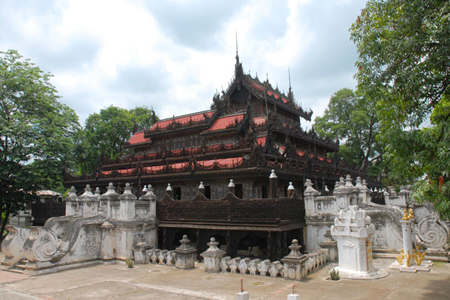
[1,0,365,127]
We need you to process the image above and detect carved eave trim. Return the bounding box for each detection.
[144,123,210,139]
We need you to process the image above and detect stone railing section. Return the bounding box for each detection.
[213,239,328,281]
[146,248,177,266]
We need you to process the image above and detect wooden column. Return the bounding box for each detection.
[226,230,238,257]
[196,229,203,261]
[267,231,274,261]
[163,228,170,250]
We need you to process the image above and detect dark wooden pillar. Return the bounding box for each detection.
[196,229,203,261]
[163,227,170,250]
[267,231,274,261]
[226,230,238,257]
[281,231,288,257]
[274,231,282,259]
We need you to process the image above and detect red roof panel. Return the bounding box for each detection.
[128,132,148,145]
[150,111,214,131]
[207,114,244,131]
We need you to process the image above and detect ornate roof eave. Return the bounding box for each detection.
[238,76,312,121]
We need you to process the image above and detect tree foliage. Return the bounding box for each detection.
[314,88,383,177]
[350,0,450,218]
[76,106,157,174]
[0,50,80,238]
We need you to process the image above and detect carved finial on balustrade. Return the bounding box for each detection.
[94,187,101,197]
[362,179,368,190]
[199,181,205,195]
[123,183,133,195]
[339,177,345,189]
[142,185,148,194]
[287,182,295,198]
[304,179,317,193]
[269,169,277,178]
[228,179,235,195]
[166,183,173,198]
[345,175,354,188]
[148,184,155,196]
[179,235,192,250]
[207,237,220,251]
[67,186,77,200]
[286,239,303,257]
[81,184,94,197]
[356,177,362,188]
[269,170,278,198]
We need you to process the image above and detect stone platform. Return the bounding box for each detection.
[0,254,450,300]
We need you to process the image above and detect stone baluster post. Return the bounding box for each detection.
[281,239,308,280]
[319,230,338,262]
[133,234,152,264]
[100,221,115,260]
[201,237,225,272]
[174,235,197,269]
[78,184,99,217]
[118,183,136,221]
[100,182,120,219]
[65,186,78,216]
[269,169,278,198]
[303,179,320,215]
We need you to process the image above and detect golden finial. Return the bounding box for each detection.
[408,208,414,220]
[403,209,408,220]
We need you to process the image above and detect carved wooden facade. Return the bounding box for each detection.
[64,54,379,260]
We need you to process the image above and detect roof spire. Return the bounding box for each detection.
[235,30,239,60]
[288,66,292,91]
[234,30,243,77]
[288,66,294,103]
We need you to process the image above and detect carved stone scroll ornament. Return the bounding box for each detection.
[417,215,450,250]
[23,227,58,262]
[1,226,30,266]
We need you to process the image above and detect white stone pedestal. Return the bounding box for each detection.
[287,294,300,300]
[201,237,225,272]
[174,235,196,269]
[236,291,249,300]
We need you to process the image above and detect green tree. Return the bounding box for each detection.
[350,0,450,218]
[0,50,80,239]
[314,88,383,178]
[77,106,156,174]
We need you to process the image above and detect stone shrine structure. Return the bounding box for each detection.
[330,205,388,279]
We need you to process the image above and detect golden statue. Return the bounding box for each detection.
[408,208,414,219]
[396,249,404,264]
[413,246,426,266]
[406,250,411,267]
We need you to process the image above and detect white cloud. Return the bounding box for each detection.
[0,0,366,124]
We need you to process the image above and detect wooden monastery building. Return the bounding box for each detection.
[64,53,378,260]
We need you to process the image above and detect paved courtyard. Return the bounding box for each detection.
[0,256,449,300]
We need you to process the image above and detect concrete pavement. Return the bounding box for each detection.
[0,256,449,300]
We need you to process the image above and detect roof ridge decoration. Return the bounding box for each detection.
[220,52,313,121]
